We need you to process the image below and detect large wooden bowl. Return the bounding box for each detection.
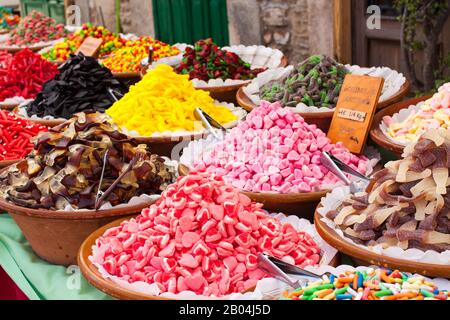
[314,209,450,278]
[0,102,19,110]
[15,115,66,128]
[133,132,207,158]
[13,108,66,128]
[78,216,171,300]
[0,190,159,266]
[237,80,411,133]
[0,159,20,169]
[200,82,250,105]
[377,80,411,110]
[178,164,327,220]
[0,43,55,53]
[370,95,431,157]
[243,190,328,221]
[79,215,340,300]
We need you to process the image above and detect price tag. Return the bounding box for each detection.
[75,37,103,57]
[327,74,384,154]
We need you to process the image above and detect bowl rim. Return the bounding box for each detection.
[79,213,341,300]
[370,95,432,156]
[78,216,173,300]
[0,162,160,220]
[236,79,411,114]
[0,195,159,220]
[12,107,67,128]
[314,207,450,278]
[178,164,329,202]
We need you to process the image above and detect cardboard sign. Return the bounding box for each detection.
[75,37,103,57]
[327,74,384,154]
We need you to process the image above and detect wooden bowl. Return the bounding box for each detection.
[78,216,172,300]
[178,164,327,220]
[244,190,328,221]
[0,102,19,110]
[314,209,450,278]
[377,80,411,110]
[79,215,341,300]
[237,80,411,133]
[0,159,19,169]
[236,87,335,133]
[0,43,54,53]
[0,190,159,266]
[370,95,431,157]
[133,132,207,158]
[12,107,66,128]
[200,82,250,104]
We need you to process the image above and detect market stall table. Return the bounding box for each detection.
[0,214,111,300]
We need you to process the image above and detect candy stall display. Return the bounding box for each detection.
[316,128,450,276]
[175,38,266,82]
[80,171,336,299]
[259,55,348,110]
[106,64,245,156]
[102,36,180,75]
[182,101,373,216]
[381,83,450,144]
[18,53,127,125]
[0,49,58,108]
[0,11,67,51]
[0,112,177,265]
[0,15,448,302]
[238,55,408,132]
[40,23,127,62]
[277,267,450,300]
[144,38,285,103]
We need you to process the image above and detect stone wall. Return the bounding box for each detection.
[74,0,154,36]
[257,0,333,64]
[72,0,334,63]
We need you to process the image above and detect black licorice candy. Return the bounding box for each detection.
[25,53,128,119]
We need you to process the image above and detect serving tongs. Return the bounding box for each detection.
[107,88,124,102]
[194,107,228,140]
[320,152,371,193]
[257,254,324,289]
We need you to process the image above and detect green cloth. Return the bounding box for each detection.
[0,214,112,300]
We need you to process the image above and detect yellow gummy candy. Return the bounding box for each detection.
[106,64,238,136]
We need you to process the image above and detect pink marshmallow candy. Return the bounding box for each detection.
[195,101,369,194]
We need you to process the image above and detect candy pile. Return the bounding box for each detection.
[25,53,126,119]
[280,268,449,300]
[325,128,450,252]
[5,11,67,46]
[0,113,175,210]
[92,172,321,297]
[0,49,58,102]
[175,38,265,82]
[384,83,450,144]
[102,37,179,73]
[194,101,368,193]
[0,7,19,30]
[0,110,47,161]
[42,23,126,62]
[261,55,348,109]
[106,64,238,136]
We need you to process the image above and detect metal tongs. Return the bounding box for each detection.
[320,152,370,193]
[194,107,228,140]
[257,254,324,289]
[107,88,124,102]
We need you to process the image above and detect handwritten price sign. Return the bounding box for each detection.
[327,74,384,154]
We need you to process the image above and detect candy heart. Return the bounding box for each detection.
[179,254,199,269]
